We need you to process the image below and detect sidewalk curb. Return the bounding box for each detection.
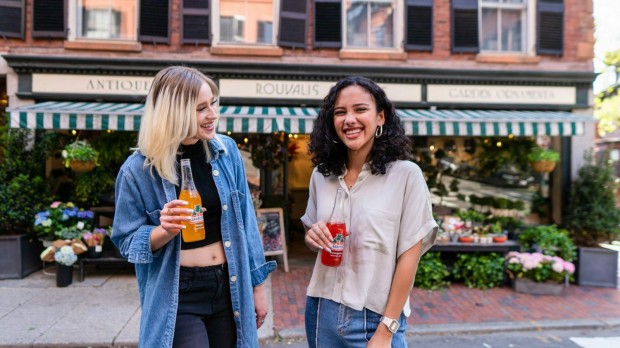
[274,317,620,342]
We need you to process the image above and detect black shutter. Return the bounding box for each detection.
[0,0,24,39]
[537,0,563,56]
[451,0,478,53]
[32,0,65,38]
[182,0,211,45]
[405,0,433,51]
[313,0,341,48]
[278,0,308,49]
[140,0,170,44]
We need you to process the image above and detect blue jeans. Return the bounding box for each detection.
[172,264,236,348]
[305,296,407,348]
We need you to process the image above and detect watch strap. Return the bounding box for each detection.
[380,315,400,334]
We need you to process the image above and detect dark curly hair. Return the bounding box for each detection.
[308,76,411,176]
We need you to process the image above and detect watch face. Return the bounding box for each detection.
[387,320,399,333]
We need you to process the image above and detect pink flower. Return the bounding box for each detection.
[551,261,564,273]
[50,201,62,208]
[563,261,575,274]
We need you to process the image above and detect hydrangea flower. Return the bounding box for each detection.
[506,252,575,283]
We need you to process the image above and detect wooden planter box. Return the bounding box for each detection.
[513,277,564,296]
[0,233,44,279]
[577,247,618,288]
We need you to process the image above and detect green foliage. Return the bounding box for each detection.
[91,131,136,171]
[527,147,560,163]
[414,252,451,290]
[476,137,535,174]
[564,153,620,246]
[518,225,576,261]
[453,253,505,290]
[62,140,99,167]
[455,210,486,222]
[0,127,57,234]
[485,216,524,231]
[73,168,116,207]
[595,93,620,136]
[449,177,460,192]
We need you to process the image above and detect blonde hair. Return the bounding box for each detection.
[138,66,222,184]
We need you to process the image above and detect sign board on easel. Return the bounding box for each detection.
[256,208,289,272]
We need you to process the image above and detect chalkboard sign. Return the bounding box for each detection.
[256,208,289,272]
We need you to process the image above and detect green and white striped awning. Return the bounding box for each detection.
[7,101,593,136]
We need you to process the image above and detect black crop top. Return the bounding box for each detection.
[176,142,223,250]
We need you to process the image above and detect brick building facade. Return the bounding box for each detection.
[0,0,597,223]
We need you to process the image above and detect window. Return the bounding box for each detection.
[479,0,527,52]
[217,0,276,45]
[73,0,137,41]
[345,0,397,49]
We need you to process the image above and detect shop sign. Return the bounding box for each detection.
[219,79,422,103]
[32,74,152,95]
[427,85,576,105]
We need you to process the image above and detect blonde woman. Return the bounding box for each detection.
[112,66,276,348]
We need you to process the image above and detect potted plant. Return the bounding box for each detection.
[505,251,575,295]
[564,152,620,288]
[527,147,560,173]
[0,127,57,279]
[82,227,107,258]
[517,225,577,262]
[33,201,95,242]
[62,140,99,172]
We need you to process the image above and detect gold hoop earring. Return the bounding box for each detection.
[375,125,383,138]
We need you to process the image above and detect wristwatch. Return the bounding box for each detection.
[380,315,400,334]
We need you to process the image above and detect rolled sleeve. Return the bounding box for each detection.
[251,260,278,287]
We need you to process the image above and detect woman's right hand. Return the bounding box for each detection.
[159,200,191,236]
[304,221,333,253]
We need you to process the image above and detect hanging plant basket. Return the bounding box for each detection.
[70,160,96,173]
[530,160,556,173]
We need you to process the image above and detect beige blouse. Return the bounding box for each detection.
[301,160,438,316]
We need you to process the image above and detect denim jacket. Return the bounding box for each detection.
[112,135,277,348]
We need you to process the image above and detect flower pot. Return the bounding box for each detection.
[512,277,563,296]
[69,160,96,173]
[458,236,474,243]
[493,236,507,243]
[530,160,556,173]
[87,245,103,258]
[0,233,44,279]
[56,264,74,287]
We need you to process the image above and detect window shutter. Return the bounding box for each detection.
[279,0,308,49]
[182,0,211,45]
[405,0,433,51]
[0,0,24,39]
[537,0,563,56]
[32,0,65,38]
[140,0,170,44]
[451,0,478,53]
[313,0,341,48]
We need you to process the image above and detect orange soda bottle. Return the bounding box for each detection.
[179,158,205,242]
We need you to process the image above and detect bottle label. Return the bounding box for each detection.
[331,233,345,255]
[189,204,204,224]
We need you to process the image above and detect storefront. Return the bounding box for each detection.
[4,55,596,229]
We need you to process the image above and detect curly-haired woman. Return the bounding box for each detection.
[302,76,437,347]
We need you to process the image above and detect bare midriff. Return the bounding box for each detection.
[180,241,227,267]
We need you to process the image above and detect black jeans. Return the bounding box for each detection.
[172,264,237,348]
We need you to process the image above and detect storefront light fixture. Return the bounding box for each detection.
[496,141,502,147]
[484,138,489,144]
[429,145,435,151]
[227,131,232,135]
[508,134,514,139]
[244,137,248,143]
[71,130,77,135]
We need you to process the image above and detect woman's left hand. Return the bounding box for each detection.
[368,326,393,348]
[253,284,268,329]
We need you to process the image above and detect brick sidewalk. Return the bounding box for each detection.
[270,239,620,334]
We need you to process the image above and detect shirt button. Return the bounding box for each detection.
[230,275,237,282]
[213,170,219,176]
[222,204,228,211]
[224,241,231,247]
[234,311,240,317]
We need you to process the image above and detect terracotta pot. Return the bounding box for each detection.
[530,160,556,173]
[69,160,96,172]
[493,236,507,243]
[458,236,474,243]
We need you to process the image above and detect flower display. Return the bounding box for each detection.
[82,227,108,247]
[505,252,575,283]
[34,201,94,240]
[54,245,78,266]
